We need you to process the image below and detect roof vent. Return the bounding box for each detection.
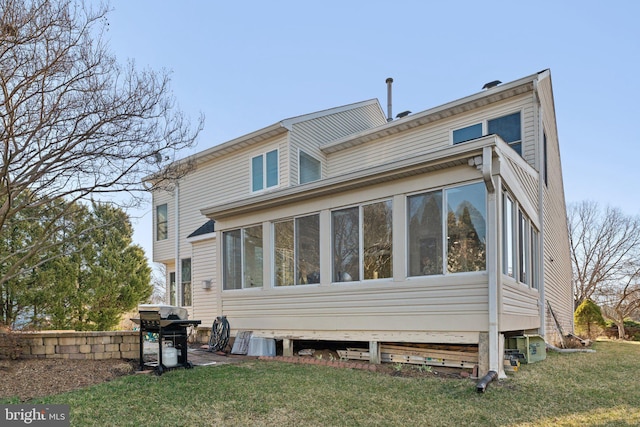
[396,110,411,119]
[482,80,502,90]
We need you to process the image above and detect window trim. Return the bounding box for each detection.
[251,149,279,193]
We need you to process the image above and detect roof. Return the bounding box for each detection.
[187,220,215,238]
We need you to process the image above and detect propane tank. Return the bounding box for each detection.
[162,341,178,367]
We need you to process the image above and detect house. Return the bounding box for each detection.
[150,69,573,376]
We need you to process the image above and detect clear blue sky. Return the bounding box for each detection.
[106,0,640,262]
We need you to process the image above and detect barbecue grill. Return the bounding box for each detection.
[132,304,201,375]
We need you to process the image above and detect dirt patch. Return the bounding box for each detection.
[0,358,137,402]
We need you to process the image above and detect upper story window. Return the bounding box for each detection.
[252,149,278,192]
[299,151,321,184]
[452,112,522,155]
[156,204,168,241]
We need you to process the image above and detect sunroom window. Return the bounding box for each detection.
[274,214,320,286]
[488,112,521,155]
[408,182,486,276]
[223,225,263,289]
[332,200,393,282]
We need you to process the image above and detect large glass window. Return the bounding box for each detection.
[363,201,393,280]
[408,183,486,276]
[446,183,487,273]
[251,149,278,192]
[156,204,168,241]
[408,191,443,276]
[223,226,263,290]
[332,207,360,282]
[181,258,192,306]
[488,112,521,154]
[299,151,321,184]
[274,214,320,286]
[331,201,393,282]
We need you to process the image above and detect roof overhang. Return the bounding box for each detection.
[321,73,539,154]
[201,135,503,220]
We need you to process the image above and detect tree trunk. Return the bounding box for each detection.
[617,321,626,340]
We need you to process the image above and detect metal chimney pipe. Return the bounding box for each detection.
[385,77,393,122]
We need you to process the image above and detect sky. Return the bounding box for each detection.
[105,0,640,263]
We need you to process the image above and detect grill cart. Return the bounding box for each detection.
[132,304,201,375]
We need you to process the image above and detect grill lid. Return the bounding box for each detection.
[138,304,188,320]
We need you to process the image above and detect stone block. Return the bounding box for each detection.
[59,337,83,346]
[57,345,79,354]
[45,345,56,355]
[122,335,139,344]
[104,344,119,352]
[91,344,105,353]
[93,352,109,360]
[43,337,58,346]
[79,344,92,354]
[29,345,46,355]
[121,350,139,360]
[119,343,131,352]
[69,353,89,360]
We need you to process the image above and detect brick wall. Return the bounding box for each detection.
[1,331,140,360]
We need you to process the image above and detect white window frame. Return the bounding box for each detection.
[251,149,279,192]
[451,110,523,154]
[298,149,322,184]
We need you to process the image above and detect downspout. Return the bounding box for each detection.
[533,79,546,338]
[482,146,501,377]
[174,182,180,306]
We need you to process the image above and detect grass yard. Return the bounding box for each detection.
[4,340,640,426]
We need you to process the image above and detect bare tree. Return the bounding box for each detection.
[0,0,202,294]
[599,268,640,339]
[568,201,640,307]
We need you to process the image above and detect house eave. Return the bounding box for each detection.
[201,135,502,220]
[321,74,538,154]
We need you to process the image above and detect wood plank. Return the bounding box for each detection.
[381,353,476,369]
[380,345,478,363]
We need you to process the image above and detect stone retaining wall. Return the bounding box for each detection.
[1,331,140,360]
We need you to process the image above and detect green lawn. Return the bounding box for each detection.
[7,341,640,426]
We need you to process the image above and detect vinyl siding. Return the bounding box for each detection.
[191,236,218,326]
[537,75,573,337]
[152,190,174,264]
[290,102,386,185]
[326,94,536,179]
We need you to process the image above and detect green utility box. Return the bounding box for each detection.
[506,335,546,364]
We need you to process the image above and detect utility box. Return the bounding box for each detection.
[506,335,546,364]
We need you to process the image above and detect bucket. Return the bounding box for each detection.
[162,342,178,367]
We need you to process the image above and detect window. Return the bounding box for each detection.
[502,188,540,289]
[332,207,360,282]
[251,149,278,192]
[156,204,168,241]
[408,191,443,276]
[446,183,487,273]
[488,112,521,155]
[169,272,176,306]
[332,200,393,282]
[543,132,548,187]
[502,193,515,277]
[299,151,321,184]
[223,225,263,290]
[181,258,192,306]
[274,214,320,286]
[452,112,522,155]
[408,183,486,276]
[453,123,482,144]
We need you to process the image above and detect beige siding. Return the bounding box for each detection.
[151,190,175,264]
[222,275,488,339]
[290,102,386,185]
[538,75,573,337]
[500,281,540,331]
[191,236,218,326]
[326,94,536,178]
